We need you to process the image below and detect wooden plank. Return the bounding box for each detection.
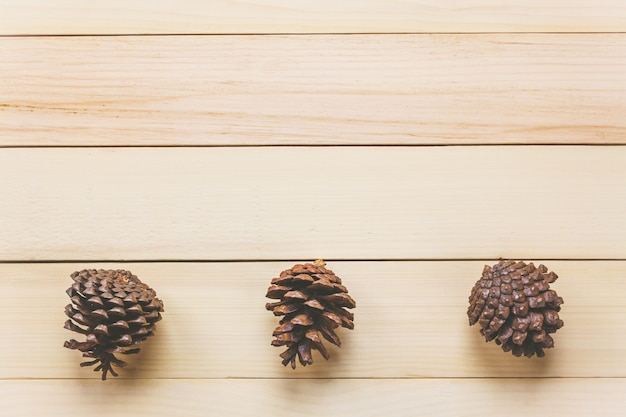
[2,379,625,417]
[1,261,624,379]
[1,34,626,146]
[1,1,626,35]
[1,146,626,261]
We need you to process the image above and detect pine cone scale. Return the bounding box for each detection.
[291,313,314,326]
[319,293,356,308]
[318,318,342,346]
[297,339,313,365]
[273,321,295,335]
[303,299,325,310]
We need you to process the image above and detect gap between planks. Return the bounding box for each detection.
[3,32,626,38]
[1,376,624,381]
[3,143,626,149]
[3,258,626,264]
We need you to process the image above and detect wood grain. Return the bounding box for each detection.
[1,261,624,379]
[2,34,626,146]
[2,146,625,261]
[2,379,626,417]
[1,1,626,35]
[2,1,624,415]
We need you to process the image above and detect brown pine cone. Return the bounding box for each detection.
[468,260,564,358]
[64,269,164,379]
[265,260,356,368]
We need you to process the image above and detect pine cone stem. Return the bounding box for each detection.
[77,351,126,380]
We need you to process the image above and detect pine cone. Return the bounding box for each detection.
[468,260,564,358]
[265,260,356,368]
[63,269,164,379]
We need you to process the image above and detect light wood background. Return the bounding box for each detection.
[1,2,625,416]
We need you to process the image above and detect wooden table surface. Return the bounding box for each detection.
[1,2,625,416]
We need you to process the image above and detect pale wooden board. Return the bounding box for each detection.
[2,35,626,146]
[1,1,626,35]
[2,379,626,417]
[2,146,626,261]
[1,261,624,379]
